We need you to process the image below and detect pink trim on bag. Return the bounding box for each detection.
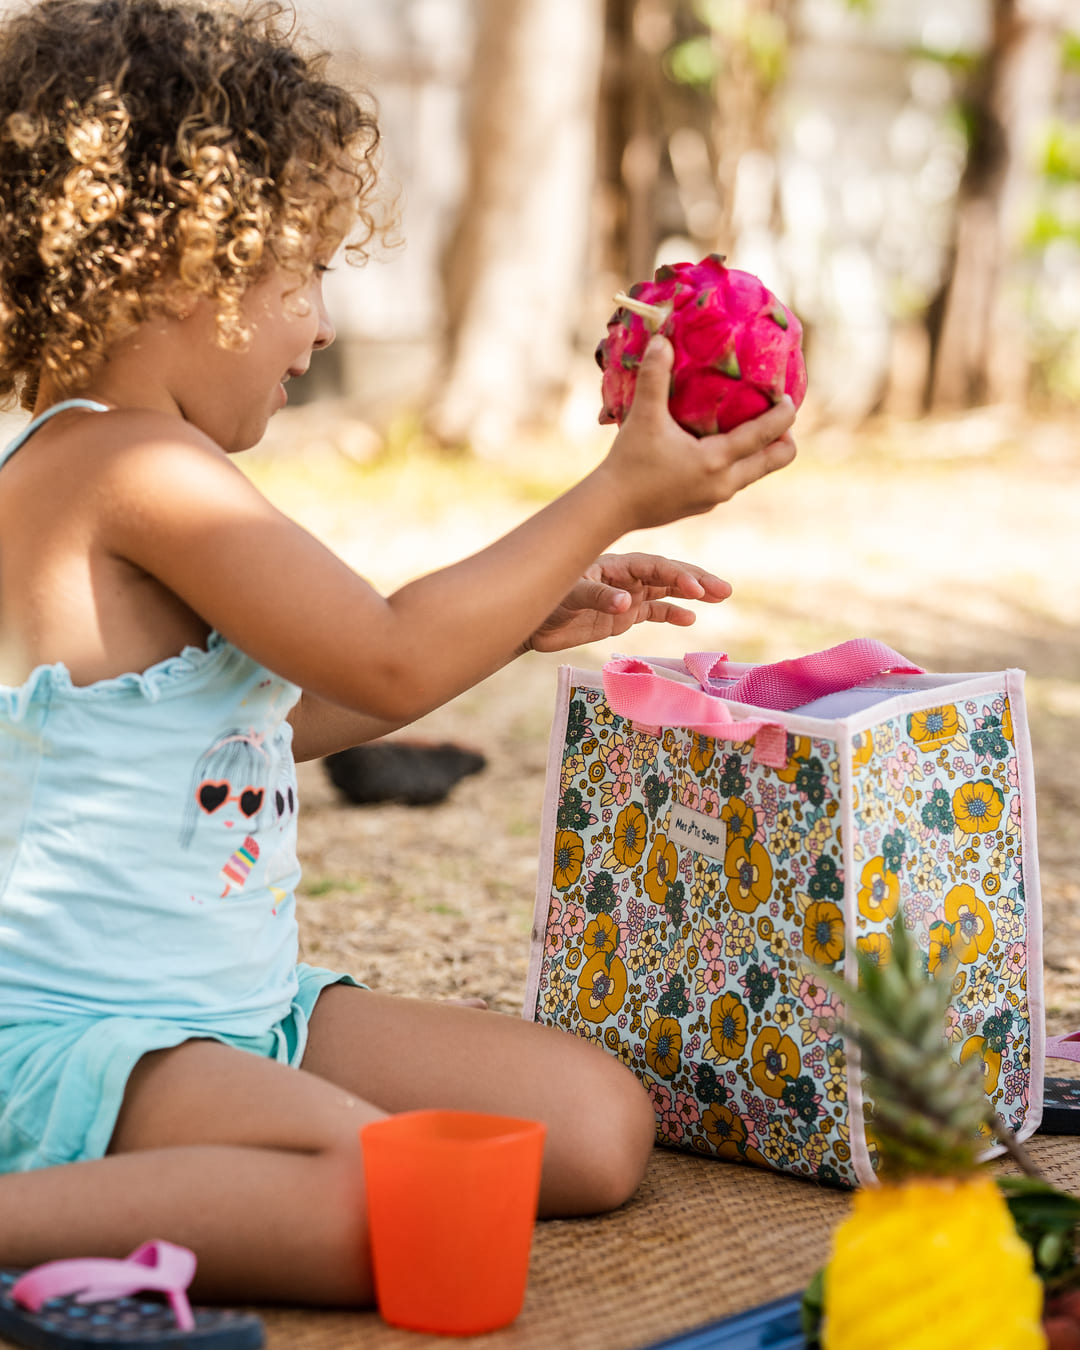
[685,640,924,712]
[1005,668,1044,1139]
[602,658,788,767]
[522,666,575,1020]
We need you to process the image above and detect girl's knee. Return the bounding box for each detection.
[281,1143,375,1306]
[552,1052,656,1215]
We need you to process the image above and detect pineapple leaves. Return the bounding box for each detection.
[800,1267,825,1347]
[999,1176,1080,1289]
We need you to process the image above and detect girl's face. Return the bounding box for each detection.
[181,263,337,453]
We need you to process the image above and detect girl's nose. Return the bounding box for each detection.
[314,293,336,350]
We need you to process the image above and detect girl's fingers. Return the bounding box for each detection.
[705,397,797,464]
[623,338,675,422]
[722,434,798,495]
[642,602,697,626]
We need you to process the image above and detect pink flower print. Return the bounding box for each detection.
[1008,796,1023,834]
[739,1091,768,1144]
[558,901,586,941]
[695,926,727,995]
[605,737,632,776]
[654,1109,684,1147]
[885,755,911,794]
[758,782,779,829]
[797,973,830,1013]
[800,1008,836,1045]
[600,772,633,808]
[943,1005,962,1042]
[1004,941,1026,986]
[646,1078,672,1116]
[673,1089,701,1130]
[698,926,725,963]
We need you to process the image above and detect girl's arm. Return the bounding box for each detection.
[286,551,732,760]
[102,340,796,725]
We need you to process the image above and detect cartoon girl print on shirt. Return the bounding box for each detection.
[180,729,270,897]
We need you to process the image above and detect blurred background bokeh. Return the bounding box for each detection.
[288,0,1080,450]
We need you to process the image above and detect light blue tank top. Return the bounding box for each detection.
[0,402,303,1032]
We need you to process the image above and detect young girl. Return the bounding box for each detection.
[0,0,797,1309]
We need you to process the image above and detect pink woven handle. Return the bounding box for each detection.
[1047,1032,1080,1064]
[684,639,924,713]
[602,658,789,767]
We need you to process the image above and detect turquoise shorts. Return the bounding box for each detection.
[0,964,363,1173]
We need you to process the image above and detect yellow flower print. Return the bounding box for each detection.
[802,900,844,965]
[960,1034,1002,1094]
[688,732,716,775]
[604,803,648,872]
[1002,702,1014,741]
[908,705,963,752]
[583,912,620,960]
[552,830,585,890]
[723,836,773,913]
[803,1131,830,1169]
[769,807,800,856]
[777,735,812,783]
[952,779,1004,835]
[627,927,665,976]
[806,816,833,856]
[927,919,955,975]
[705,992,748,1062]
[724,911,755,960]
[644,1015,682,1079]
[560,751,587,788]
[701,1104,759,1166]
[857,857,900,923]
[721,797,757,841]
[856,931,893,967]
[851,731,874,769]
[644,834,679,906]
[575,952,628,1022]
[825,1072,846,1103]
[751,1027,801,1098]
[944,883,995,964]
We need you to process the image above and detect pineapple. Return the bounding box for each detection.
[820,915,1046,1350]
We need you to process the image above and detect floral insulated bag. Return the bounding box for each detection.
[523,640,1043,1187]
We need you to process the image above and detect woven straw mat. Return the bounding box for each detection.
[2,1135,1077,1350]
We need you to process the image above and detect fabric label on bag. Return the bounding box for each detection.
[668,802,728,860]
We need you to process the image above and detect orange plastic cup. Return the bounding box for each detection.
[360,1109,546,1336]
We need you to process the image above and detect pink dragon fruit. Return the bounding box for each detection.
[595,254,807,436]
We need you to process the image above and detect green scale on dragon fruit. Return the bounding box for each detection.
[595,254,807,437]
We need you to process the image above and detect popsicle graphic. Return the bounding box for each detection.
[221,835,259,897]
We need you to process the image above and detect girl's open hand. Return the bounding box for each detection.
[525,552,731,653]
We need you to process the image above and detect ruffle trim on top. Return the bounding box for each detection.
[0,631,249,722]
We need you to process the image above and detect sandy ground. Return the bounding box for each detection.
[243,401,1080,1046]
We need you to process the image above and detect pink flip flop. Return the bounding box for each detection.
[0,1240,264,1348]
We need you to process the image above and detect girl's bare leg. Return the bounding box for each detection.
[300,986,657,1217]
[0,1041,381,1304]
[0,992,656,1303]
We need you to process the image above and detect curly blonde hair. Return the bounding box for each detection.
[0,0,384,409]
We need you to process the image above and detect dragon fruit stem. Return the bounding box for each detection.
[613,291,673,332]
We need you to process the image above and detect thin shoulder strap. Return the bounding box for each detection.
[0,398,110,473]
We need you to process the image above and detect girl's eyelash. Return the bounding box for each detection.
[315,263,334,274]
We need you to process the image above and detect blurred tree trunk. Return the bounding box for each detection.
[427,0,606,454]
[709,0,795,252]
[927,0,1065,410]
